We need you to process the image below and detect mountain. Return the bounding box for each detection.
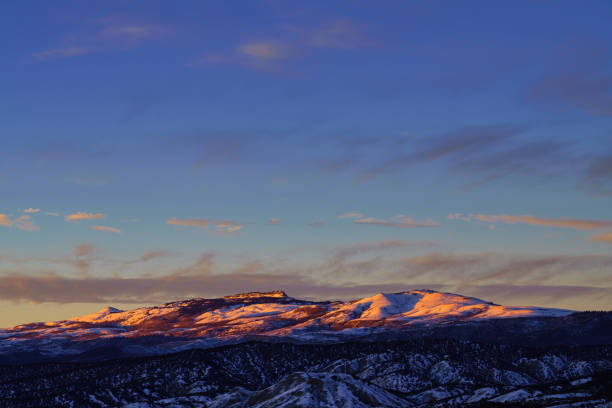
[0,289,575,360]
[1,290,612,407]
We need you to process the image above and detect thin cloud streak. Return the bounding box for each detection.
[190,19,370,71]
[592,232,612,244]
[32,18,171,61]
[90,225,122,235]
[65,212,105,222]
[167,217,244,232]
[451,213,612,230]
[354,215,440,228]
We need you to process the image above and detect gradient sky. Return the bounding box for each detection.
[1,1,612,327]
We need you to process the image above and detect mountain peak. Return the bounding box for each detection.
[224,290,289,300]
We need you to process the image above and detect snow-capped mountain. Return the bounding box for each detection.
[1,290,612,407]
[1,289,571,344]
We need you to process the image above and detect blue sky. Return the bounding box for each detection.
[1,1,611,326]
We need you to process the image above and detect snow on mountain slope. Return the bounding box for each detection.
[208,372,411,408]
[0,290,574,358]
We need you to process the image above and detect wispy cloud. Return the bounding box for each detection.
[329,239,437,265]
[269,218,281,225]
[14,215,39,231]
[131,250,171,263]
[308,220,326,227]
[342,213,440,228]
[90,225,121,235]
[32,47,90,60]
[23,208,40,213]
[1,249,610,309]
[0,214,38,231]
[46,212,60,217]
[167,217,244,233]
[338,211,364,219]
[0,214,12,227]
[167,218,213,229]
[451,213,612,230]
[190,19,370,71]
[592,232,612,244]
[65,212,105,222]
[237,41,292,60]
[32,18,170,61]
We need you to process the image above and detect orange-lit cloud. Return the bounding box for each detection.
[0,214,12,227]
[167,218,213,229]
[237,41,291,60]
[0,214,38,231]
[592,232,612,244]
[167,218,243,233]
[23,208,40,213]
[14,215,39,231]
[190,20,369,71]
[269,218,281,225]
[353,214,440,228]
[452,213,612,230]
[65,212,105,222]
[216,220,243,232]
[91,225,121,235]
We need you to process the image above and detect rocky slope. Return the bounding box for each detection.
[1,340,611,407]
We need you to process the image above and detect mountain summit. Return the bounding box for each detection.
[0,289,575,362]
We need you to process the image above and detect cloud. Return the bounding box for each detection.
[90,225,121,235]
[352,214,440,228]
[452,213,612,230]
[529,67,612,116]
[65,212,105,222]
[14,215,39,231]
[592,232,612,244]
[338,212,364,219]
[216,221,243,232]
[308,220,326,227]
[306,20,370,49]
[1,245,611,310]
[237,41,292,60]
[73,244,95,259]
[190,19,370,71]
[320,123,586,191]
[23,208,40,213]
[32,19,170,61]
[46,212,60,217]
[582,154,612,197]
[330,240,437,265]
[167,218,244,233]
[71,244,96,276]
[167,218,213,229]
[269,218,281,225]
[134,250,171,263]
[32,47,90,60]
[0,214,12,227]
[0,214,38,231]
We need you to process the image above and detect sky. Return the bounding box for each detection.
[1,1,611,328]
